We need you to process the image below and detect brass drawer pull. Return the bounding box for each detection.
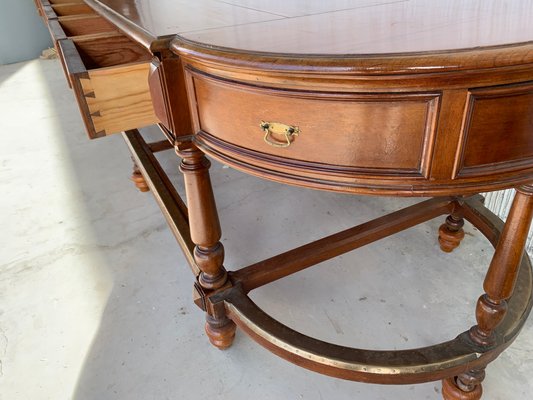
[260,121,300,148]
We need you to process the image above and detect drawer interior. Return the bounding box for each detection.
[59,34,156,138]
[38,0,157,137]
[72,34,152,69]
[51,3,94,16]
[57,15,116,37]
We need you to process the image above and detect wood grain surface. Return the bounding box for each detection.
[87,0,533,54]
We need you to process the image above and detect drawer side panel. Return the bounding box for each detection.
[87,63,157,135]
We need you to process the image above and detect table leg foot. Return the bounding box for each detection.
[438,214,465,253]
[131,160,149,192]
[442,371,484,400]
[205,314,236,350]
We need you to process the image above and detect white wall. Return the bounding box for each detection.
[485,190,533,255]
[0,0,52,65]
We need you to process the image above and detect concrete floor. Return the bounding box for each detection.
[1,58,532,400]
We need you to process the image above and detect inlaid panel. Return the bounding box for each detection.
[455,82,533,177]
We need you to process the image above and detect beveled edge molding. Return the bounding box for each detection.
[197,130,427,178]
[85,0,174,52]
[172,37,533,76]
[83,2,533,76]
[453,81,533,179]
[194,133,533,196]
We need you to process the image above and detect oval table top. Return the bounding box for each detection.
[86,0,533,196]
[88,0,533,55]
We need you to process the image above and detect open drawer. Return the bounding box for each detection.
[50,2,94,17]
[48,14,117,41]
[57,34,158,138]
[47,15,118,88]
[48,0,86,3]
[39,0,95,20]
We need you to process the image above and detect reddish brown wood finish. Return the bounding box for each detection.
[130,160,149,192]
[177,146,227,290]
[438,223,465,253]
[205,314,236,350]
[148,55,193,139]
[456,82,533,178]
[85,0,533,55]
[55,15,116,37]
[232,197,453,293]
[123,130,197,274]
[147,139,173,153]
[70,34,151,68]
[210,196,532,392]
[148,59,171,131]
[190,73,439,176]
[51,3,94,16]
[443,368,485,400]
[49,0,85,3]
[442,376,483,400]
[438,202,466,253]
[470,184,533,346]
[34,1,533,398]
[177,42,533,196]
[128,138,172,193]
[177,145,236,349]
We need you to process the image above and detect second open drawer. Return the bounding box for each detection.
[58,34,158,138]
[48,14,117,41]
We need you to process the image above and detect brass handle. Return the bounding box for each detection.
[260,121,300,148]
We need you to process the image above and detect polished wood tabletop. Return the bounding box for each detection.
[90,0,533,54]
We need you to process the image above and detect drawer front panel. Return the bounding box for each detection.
[456,82,533,177]
[190,72,439,177]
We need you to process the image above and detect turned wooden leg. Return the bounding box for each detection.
[439,201,465,252]
[470,184,533,346]
[442,185,533,399]
[130,158,149,192]
[178,146,236,349]
[442,369,485,400]
[205,314,236,350]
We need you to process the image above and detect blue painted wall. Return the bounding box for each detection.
[0,0,53,65]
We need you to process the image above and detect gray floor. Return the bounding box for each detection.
[1,59,532,400]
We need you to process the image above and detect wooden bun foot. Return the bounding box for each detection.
[205,315,236,350]
[442,377,483,400]
[131,169,150,192]
[438,224,465,252]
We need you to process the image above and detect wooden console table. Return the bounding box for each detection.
[35,1,533,398]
